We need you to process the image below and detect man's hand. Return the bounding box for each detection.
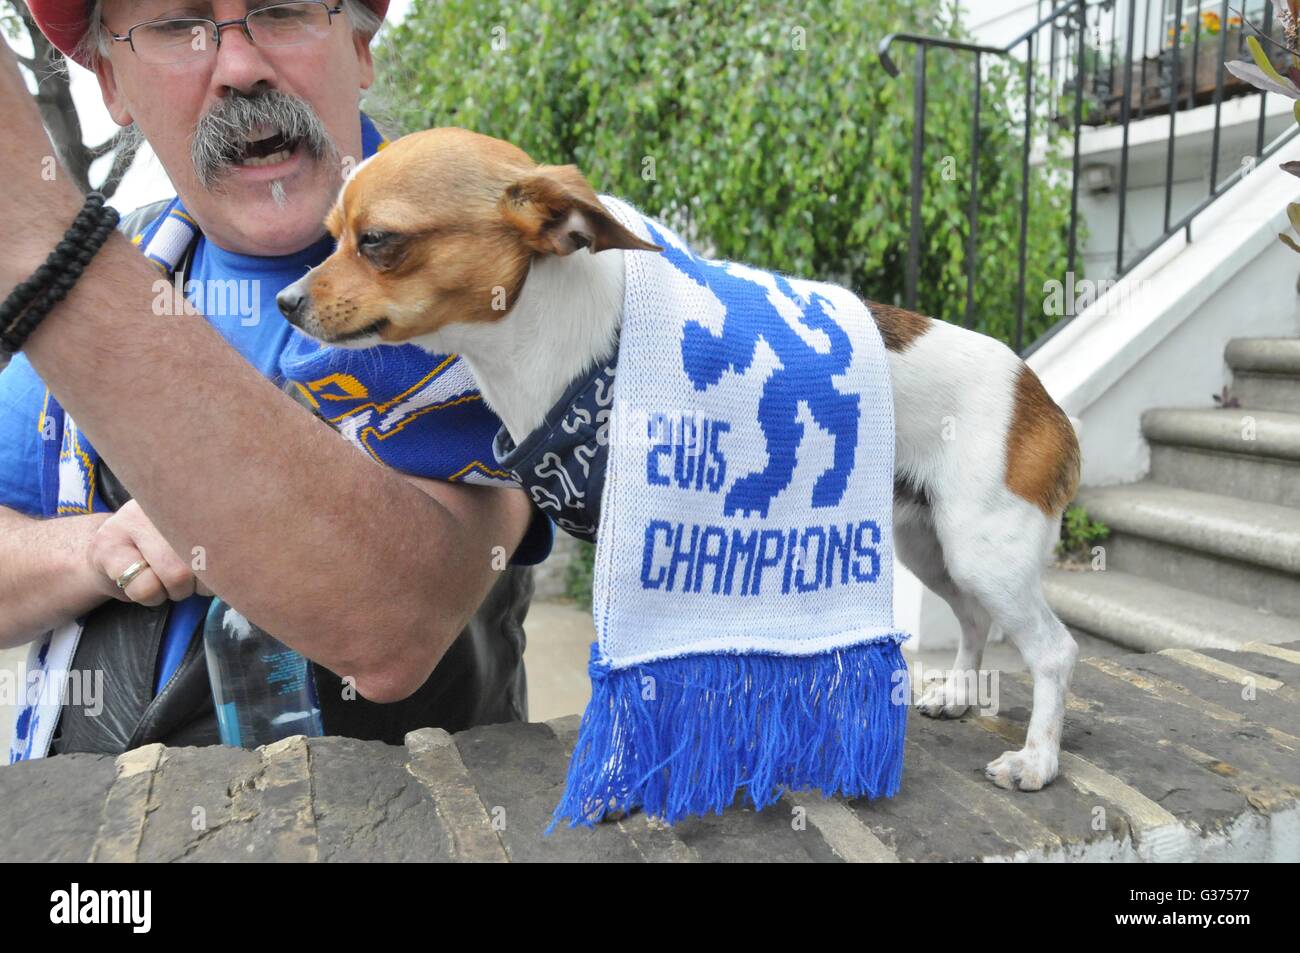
[85,500,214,606]
[0,506,110,648]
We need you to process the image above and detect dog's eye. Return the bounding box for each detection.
[357,230,405,270]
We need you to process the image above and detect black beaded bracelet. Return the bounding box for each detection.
[3,193,105,319]
[4,209,120,354]
[0,192,120,356]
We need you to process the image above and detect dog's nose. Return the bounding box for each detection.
[277,283,307,324]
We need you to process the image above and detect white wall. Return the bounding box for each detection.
[963,0,1050,47]
[1034,132,1300,484]
[1077,95,1297,278]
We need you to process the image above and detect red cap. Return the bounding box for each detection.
[27,0,390,69]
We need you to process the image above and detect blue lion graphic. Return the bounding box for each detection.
[644,221,860,519]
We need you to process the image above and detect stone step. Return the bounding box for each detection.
[1074,483,1300,620]
[1143,407,1300,507]
[1231,373,1300,413]
[1228,338,1300,413]
[1225,337,1300,376]
[1042,567,1300,654]
[1143,407,1300,460]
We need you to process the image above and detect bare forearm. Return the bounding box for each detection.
[0,507,110,648]
[20,233,515,699]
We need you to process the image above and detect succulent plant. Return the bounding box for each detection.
[1224,2,1300,252]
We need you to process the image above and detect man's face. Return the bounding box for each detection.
[95,0,375,256]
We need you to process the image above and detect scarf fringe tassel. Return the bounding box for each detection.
[549,636,910,831]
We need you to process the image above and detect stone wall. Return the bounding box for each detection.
[2,641,1298,862]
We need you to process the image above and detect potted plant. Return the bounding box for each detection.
[1073,46,1165,122]
[1162,8,1284,106]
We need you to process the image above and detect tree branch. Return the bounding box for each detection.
[96,132,142,200]
[89,133,121,161]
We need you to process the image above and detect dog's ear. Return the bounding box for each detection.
[500,165,662,256]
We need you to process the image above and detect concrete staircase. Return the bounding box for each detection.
[1044,337,1300,653]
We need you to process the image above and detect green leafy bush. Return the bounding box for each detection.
[1056,504,1110,562]
[564,540,596,608]
[368,0,1078,346]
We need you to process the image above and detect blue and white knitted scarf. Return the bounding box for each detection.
[547,196,910,828]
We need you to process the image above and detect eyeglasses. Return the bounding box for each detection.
[108,1,345,66]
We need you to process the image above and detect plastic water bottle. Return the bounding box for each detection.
[202,598,324,747]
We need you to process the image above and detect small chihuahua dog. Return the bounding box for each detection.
[278,127,1081,793]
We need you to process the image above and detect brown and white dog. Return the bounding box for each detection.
[277,127,1082,792]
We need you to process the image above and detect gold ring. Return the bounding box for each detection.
[115,559,150,591]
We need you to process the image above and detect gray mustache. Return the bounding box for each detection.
[191,88,338,188]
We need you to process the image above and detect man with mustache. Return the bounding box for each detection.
[0,0,552,759]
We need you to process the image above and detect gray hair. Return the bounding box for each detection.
[72,0,383,68]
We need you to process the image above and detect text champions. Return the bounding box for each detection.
[638,413,883,596]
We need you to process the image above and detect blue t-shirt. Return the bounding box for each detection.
[0,353,45,518]
[0,227,553,694]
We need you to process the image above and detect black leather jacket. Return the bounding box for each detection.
[50,202,536,755]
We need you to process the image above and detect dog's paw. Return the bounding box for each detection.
[984,747,1058,792]
[916,681,970,719]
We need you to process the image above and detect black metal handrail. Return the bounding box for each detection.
[879,0,1298,356]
